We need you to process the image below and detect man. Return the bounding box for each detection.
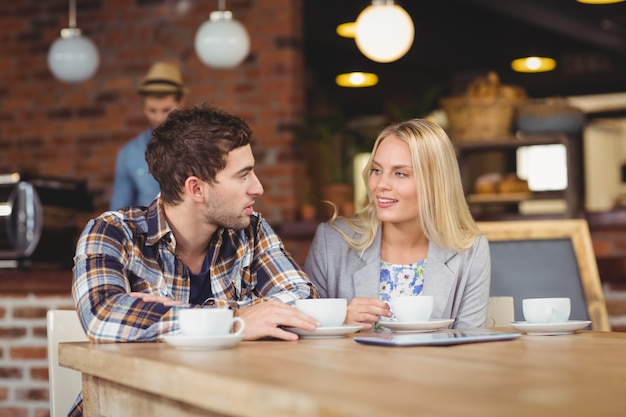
[110,61,187,210]
[69,105,319,416]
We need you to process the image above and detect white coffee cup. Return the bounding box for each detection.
[295,298,347,327]
[178,308,245,337]
[522,297,571,324]
[390,295,434,322]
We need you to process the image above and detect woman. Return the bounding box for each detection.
[304,118,490,330]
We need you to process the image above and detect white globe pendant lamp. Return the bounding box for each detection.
[354,0,415,63]
[47,0,100,83]
[194,0,250,69]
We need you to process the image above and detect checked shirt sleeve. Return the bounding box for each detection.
[72,215,175,342]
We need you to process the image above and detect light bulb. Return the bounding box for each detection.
[194,11,250,69]
[354,1,414,63]
[47,28,100,83]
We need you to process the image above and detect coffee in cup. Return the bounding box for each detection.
[522,297,571,324]
[178,308,245,337]
[295,298,347,327]
[390,295,434,322]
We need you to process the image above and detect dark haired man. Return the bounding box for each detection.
[70,104,319,416]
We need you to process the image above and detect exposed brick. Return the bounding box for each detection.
[606,299,626,316]
[30,368,49,381]
[15,388,48,401]
[10,347,47,360]
[33,327,48,338]
[0,409,27,417]
[0,388,7,401]
[0,368,22,379]
[0,328,27,338]
[0,0,303,223]
[13,307,48,320]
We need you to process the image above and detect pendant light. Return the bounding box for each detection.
[194,0,250,69]
[511,56,557,73]
[354,0,414,63]
[47,0,100,83]
[335,72,379,88]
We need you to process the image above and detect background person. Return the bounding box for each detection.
[110,61,187,210]
[303,118,490,330]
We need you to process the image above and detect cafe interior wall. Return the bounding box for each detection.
[0,0,307,226]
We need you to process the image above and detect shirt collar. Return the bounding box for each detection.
[145,195,174,247]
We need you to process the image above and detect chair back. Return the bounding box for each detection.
[486,296,515,327]
[46,309,88,417]
[478,219,610,331]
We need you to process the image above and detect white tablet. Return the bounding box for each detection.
[354,330,522,347]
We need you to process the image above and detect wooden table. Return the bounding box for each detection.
[59,330,626,417]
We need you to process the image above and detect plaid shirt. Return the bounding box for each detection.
[72,196,318,344]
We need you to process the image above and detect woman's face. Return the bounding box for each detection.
[368,135,419,226]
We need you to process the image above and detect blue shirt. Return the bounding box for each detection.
[110,129,160,210]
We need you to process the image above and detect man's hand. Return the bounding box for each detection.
[130,292,180,307]
[345,297,392,330]
[235,300,320,341]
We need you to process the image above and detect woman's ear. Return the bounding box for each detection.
[183,176,205,203]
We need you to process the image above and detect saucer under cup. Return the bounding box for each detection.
[179,308,245,337]
[523,298,571,324]
[390,295,434,322]
[295,298,347,327]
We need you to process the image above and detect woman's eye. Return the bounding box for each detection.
[370,168,381,175]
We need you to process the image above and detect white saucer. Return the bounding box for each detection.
[510,320,592,335]
[285,324,362,339]
[163,333,244,349]
[380,318,455,332]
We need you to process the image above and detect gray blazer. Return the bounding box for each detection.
[303,220,491,328]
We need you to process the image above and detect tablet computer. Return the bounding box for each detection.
[354,330,522,347]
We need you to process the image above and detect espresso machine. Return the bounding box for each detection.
[0,173,93,269]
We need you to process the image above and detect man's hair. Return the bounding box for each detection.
[146,104,252,204]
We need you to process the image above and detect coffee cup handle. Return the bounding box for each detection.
[231,317,246,336]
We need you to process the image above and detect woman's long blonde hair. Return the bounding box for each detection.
[329,118,481,253]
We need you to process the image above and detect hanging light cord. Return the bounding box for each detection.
[69,0,76,28]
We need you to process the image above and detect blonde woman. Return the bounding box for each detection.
[304,118,490,330]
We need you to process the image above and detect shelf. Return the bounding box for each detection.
[468,192,533,203]
[453,132,576,152]
[454,132,582,219]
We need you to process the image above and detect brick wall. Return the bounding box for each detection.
[0,295,74,417]
[0,0,307,223]
[591,228,626,332]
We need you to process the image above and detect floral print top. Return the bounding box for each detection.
[379,259,426,303]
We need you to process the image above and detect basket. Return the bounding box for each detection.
[440,96,522,142]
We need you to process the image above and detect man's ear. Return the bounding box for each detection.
[183,176,205,203]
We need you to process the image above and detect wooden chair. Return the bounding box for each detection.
[46,309,88,417]
[477,219,610,331]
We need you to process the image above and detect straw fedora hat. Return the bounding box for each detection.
[137,61,188,95]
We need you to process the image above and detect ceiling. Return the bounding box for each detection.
[303,0,626,119]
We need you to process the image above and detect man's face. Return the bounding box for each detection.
[202,145,264,230]
[143,95,181,129]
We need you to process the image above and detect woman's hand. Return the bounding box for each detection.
[345,297,392,330]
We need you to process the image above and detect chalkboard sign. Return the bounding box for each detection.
[477,219,610,331]
[488,239,588,322]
